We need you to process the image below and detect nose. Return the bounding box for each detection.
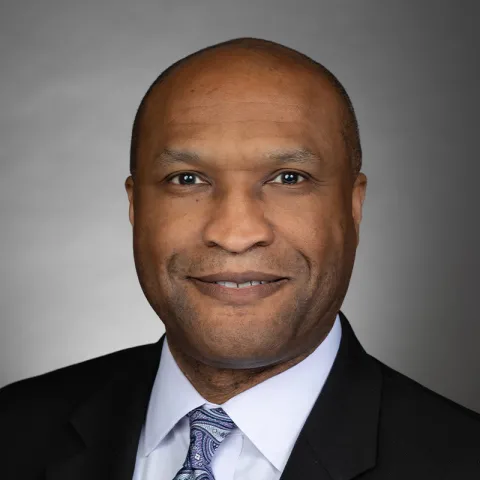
[202,191,275,254]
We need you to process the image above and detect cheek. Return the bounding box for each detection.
[283,194,349,265]
[135,196,200,263]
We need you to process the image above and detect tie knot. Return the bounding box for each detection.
[187,406,237,441]
[174,406,236,477]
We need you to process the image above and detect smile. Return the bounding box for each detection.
[213,280,276,288]
[189,278,288,304]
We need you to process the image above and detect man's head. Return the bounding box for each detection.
[125,37,367,370]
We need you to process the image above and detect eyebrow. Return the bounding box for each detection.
[154,147,322,168]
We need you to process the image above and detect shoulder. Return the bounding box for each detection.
[373,356,480,472]
[0,341,160,478]
[377,357,480,429]
[0,342,156,419]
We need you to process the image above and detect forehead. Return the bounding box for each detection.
[139,59,345,165]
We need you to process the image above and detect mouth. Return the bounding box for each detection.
[188,277,289,305]
[194,278,285,288]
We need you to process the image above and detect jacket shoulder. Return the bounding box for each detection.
[373,356,480,474]
[0,341,158,416]
[0,341,161,479]
[377,358,480,426]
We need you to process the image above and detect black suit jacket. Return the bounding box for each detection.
[1,311,480,479]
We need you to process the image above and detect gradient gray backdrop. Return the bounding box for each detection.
[1,0,479,413]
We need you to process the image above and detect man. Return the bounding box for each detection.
[1,37,479,480]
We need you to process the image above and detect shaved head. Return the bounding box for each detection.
[130,37,362,179]
[125,36,367,403]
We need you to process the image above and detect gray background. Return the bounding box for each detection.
[1,0,479,413]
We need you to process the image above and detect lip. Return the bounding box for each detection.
[190,271,287,283]
[189,277,289,305]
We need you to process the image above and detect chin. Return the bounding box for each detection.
[183,326,288,366]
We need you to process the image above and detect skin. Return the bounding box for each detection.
[125,45,367,404]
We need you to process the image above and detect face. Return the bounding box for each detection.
[126,53,367,369]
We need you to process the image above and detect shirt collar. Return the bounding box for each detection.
[142,314,342,472]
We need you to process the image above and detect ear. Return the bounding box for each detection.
[125,176,135,227]
[352,172,367,245]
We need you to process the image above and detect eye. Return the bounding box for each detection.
[269,171,307,185]
[167,172,207,185]
[166,170,308,186]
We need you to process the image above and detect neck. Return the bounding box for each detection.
[166,333,329,405]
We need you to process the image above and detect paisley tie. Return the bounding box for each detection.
[172,406,237,480]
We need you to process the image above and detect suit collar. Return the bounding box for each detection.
[280,311,382,480]
[46,338,165,480]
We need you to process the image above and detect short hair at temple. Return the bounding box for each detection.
[129,37,362,179]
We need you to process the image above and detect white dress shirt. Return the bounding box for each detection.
[132,314,342,480]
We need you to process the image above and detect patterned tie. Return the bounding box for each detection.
[172,406,237,480]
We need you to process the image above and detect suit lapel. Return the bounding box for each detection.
[46,336,165,480]
[280,311,382,480]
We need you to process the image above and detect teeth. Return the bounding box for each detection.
[215,280,269,288]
